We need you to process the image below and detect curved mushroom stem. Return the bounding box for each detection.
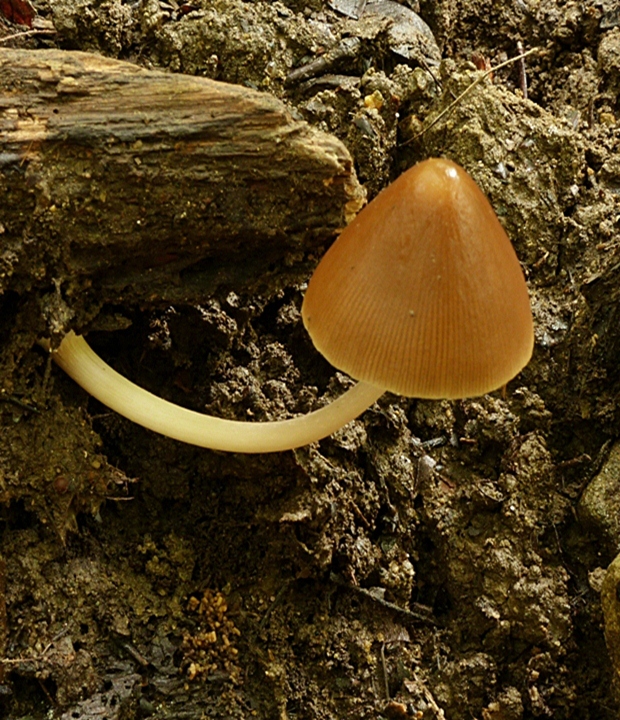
[46,332,385,453]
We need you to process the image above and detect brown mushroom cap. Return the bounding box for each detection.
[301,158,534,399]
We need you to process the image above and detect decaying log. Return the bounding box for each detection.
[0,48,364,303]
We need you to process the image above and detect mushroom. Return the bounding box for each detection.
[47,158,533,453]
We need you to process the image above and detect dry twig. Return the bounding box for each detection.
[409,46,539,142]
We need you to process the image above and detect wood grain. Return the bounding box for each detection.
[0,49,364,303]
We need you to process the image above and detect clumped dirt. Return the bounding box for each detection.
[1,0,620,718]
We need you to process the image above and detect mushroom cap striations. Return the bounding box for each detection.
[301,158,534,399]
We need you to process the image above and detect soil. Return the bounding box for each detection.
[1,0,620,718]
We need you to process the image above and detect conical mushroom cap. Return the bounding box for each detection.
[301,158,534,399]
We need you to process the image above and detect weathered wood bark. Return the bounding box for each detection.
[0,49,364,304]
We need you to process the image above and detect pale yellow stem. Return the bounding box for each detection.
[47,331,384,453]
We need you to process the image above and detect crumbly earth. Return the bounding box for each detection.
[1,0,620,718]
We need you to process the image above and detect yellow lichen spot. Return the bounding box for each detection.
[364,90,384,110]
[180,589,242,684]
